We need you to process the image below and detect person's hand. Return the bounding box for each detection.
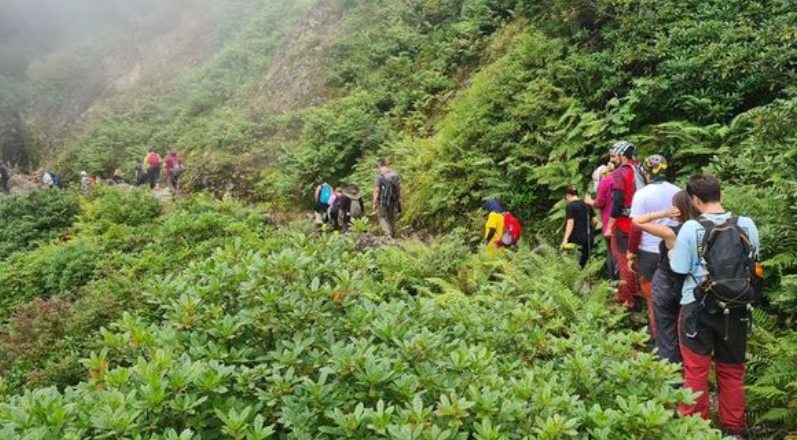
[584,194,594,205]
[604,224,613,236]
[627,253,638,273]
[666,207,681,219]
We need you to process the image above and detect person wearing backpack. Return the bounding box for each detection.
[501,210,522,249]
[562,187,596,268]
[145,151,162,190]
[338,185,364,233]
[484,198,506,255]
[627,154,681,336]
[607,141,644,310]
[165,150,183,194]
[671,174,761,440]
[314,181,333,226]
[372,159,402,239]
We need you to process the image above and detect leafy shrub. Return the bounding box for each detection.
[0,190,80,260]
[81,186,161,232]
[0,240,102,316]
[0,230,723,440]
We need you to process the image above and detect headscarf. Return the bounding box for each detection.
[485,198,504,213]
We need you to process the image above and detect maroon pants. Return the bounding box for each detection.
[678,302,748,435]
[611,229,640,309]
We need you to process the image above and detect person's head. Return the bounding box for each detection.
[565,186,579,202]
[600,162,615,178]
[640,154,668,183]
[485,198,504,213]
[671,191,700,223]
[335,187,343,194]
[170,150,177,156]
[376,158,389,170]
[80,171,87,177]
[686,173,722,213]
[609,141,636,167]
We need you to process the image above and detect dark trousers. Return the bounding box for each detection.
[651,268,682,364]
[604,236,618,279]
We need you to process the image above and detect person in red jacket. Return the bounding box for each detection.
[165,150,183,195]
[605,141,642,310]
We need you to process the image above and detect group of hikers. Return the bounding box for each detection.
[482,141,760,439]
[135,150,184,193]
[11,150,186,195]
[313,158,402,237]
[558,141,759,439]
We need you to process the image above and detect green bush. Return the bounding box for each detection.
[81,187,162,232]
[0,230,723,440]
[0,190,80,260]
[0,240,102,316]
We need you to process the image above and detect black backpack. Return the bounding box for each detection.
[698,216,758,311]
[378,171,401,208]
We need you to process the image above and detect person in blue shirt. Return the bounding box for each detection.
[670,174,759,440]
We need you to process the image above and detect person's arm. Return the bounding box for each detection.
[633,208,679,249]
[594,180,609,210]
[314,186,321,203]
[670,223,694,275]
[562,219,575,248]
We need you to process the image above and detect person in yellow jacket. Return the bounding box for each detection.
[484,198,505,255]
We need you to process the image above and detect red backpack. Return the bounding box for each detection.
[501,212,522,246]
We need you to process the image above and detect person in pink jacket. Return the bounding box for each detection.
[586,163,616,279]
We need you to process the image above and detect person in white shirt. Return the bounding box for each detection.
[628,154,680,334]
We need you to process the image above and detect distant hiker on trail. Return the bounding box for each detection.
[0,164,11,194]
[633,190,699,365]
[484,198,505,255]
[606,141,644,311]
[144,151,162,190]
[628,154,681,334]
[586,162,616,278]
[42,171,61,189]
[314,181,333,226]
[670,174,761,440]
[338,185,364,233]
[327,187,344,230]
[562,187,596,268]
[80,171,91,193]
[110,169,126,185]
[373,159,402,239]
[135,159,145,186]
[165,150,183,194]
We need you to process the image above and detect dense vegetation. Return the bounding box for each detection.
[1,0,796,438]
[2,188,727,440]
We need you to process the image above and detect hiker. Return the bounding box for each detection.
[562,187,596,268]
[586,162,616,278]
[144,151,162,189]
[632,190,700,365]
[135,159,145,185]
[0,164,11,194]
[337,185,365,232]
[670,174,761,439]
[80,171,91,192]
[109,169,126,185]
[165,150,183,194]
[327,187,344,230]
[42,171,59,189]
[314,181,333,226]
[606,141,644,310]
[372,159,402,238]
[484,198,505,255]
[628,154,681,335]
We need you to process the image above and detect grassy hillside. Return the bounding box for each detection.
[1,0,797,438]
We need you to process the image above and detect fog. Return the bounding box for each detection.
[0,0,199,77]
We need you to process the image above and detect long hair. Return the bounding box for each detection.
[672,191,699,223]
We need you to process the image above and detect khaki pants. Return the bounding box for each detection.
[378,205,398,238]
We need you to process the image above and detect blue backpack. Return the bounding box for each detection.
[319,183,332,204]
